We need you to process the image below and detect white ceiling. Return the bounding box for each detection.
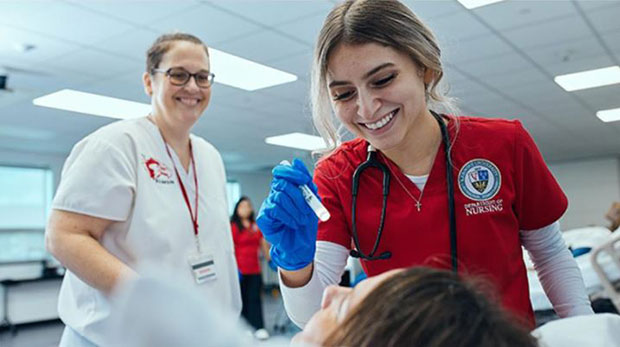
[0,0,619,172]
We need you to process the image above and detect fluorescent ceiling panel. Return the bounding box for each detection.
[265,132,327,151]
[33,89,150,119]
[210,48,297,91]
[457,0,504,10]
[554,66,620,92]
[596,107,620,123]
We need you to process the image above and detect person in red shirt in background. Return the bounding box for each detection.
[230,196,271,340]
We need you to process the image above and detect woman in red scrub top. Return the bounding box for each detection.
[257,0,593,330]
[231,196,271,340]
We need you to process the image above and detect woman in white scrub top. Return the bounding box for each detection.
[45,32,241,346]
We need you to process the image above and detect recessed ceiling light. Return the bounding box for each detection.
[554,66,620,92]
[265,132,327,151]
[33,89,150,119]
[210,48,297,91]
[457,0,504,10]
[596,107,620,123]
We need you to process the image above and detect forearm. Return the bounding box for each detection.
[46,210,136,295]
[280,264,313,287]
[521,221,593,317]
[280,241,348,327]
[48,231,135,295]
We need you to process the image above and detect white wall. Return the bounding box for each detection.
[226,170,272,213]
[549,156,620,230]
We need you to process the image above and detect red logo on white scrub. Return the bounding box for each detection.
[143,157,174,184]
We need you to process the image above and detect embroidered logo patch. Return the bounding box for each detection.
[143,156,174,184]
[458,159,501,201]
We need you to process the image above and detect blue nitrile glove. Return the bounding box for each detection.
[256,158,319,271]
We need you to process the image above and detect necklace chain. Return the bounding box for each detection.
[381,153,425,212]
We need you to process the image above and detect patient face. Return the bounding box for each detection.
[292,269,403,346]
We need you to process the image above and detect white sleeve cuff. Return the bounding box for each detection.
[280,241,349,328]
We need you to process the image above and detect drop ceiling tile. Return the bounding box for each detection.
[601,30,620,54]
[476,68,549,90]
[402,0,464,20]
[474,0,576,31]
[90,27,160,61]
[427,11,491,43]
[64,0,201,27]
[45,48,142,80]
[267,50,313,79]
[0,26,80,63]
[501,15,591,50]
[151,3,262,46]
[577,0,620,12]
[214,30,308,65]
[581,2,620,34]
[0,1,134,46]
[276,13,330,46]
[457,52,532,78]
[205,0,332,27]
[442,34,513,65]
[525,37,613,76]
[574,84,620,111]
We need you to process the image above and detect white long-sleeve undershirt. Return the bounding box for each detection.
[520,221,593,318]
[280,221,593,328]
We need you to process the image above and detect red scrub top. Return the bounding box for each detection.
[314,115,567,327]
[231,222,263,275]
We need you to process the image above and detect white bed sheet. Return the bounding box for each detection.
[527,227,620,311]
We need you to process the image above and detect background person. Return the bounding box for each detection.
[231,196,271,340]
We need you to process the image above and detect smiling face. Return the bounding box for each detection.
[326,43,434,152]
[143,40,211,129]
[292,269,403,346]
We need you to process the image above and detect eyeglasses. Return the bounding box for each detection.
[151,67,215,88]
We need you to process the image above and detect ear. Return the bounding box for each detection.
[423,68,434,85]
[143,72,153,97]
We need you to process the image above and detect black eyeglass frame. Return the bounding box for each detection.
[151,67,215,88]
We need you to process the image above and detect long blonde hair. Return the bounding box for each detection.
[311,0,459,155]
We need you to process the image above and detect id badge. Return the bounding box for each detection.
[188,252,217,284]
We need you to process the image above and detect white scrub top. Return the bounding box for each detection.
[52,116,241,346]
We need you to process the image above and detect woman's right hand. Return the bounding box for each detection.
[256,158,319,271]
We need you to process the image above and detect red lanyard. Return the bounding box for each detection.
[164,142,199,237]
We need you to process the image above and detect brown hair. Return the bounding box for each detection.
[311,0,459,153]
[323,267,538,347]
[146,32,209,74]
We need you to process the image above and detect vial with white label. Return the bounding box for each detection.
[280,160,331,222]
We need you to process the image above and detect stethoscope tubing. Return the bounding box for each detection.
[350,111,457,273]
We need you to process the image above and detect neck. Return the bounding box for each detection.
[149,114,192,171]
[381,109,443,176]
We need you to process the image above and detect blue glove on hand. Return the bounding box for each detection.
[257,158,319,271]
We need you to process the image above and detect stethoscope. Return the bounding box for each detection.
[349,110,458,273]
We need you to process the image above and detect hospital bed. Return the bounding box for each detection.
[527,227,620,312]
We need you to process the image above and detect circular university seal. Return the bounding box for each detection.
[458,159,501,201]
